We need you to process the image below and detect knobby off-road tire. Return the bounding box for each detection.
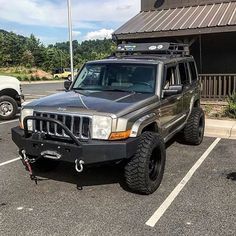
[183,107,205,145]
[124,132,166,195]
[0,96,18,120]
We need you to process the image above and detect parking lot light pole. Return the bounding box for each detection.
[67,0,74,81]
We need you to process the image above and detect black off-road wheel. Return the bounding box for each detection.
[0,96,18,120]
[124,132,166,195]
[183,107,205,145]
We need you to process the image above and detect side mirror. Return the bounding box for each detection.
[64,80,72,90]
[163,85,183,97]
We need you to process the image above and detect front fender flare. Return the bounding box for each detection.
[130,113,158,137]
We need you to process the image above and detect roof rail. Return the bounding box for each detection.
[116,42,189,57]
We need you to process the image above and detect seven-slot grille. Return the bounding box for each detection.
[33,111,91,139]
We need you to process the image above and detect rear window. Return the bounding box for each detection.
[178,63,190,85]
[189,61,198,82]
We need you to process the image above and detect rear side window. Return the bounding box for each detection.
[178,63,190,85]
[189,61,198,82]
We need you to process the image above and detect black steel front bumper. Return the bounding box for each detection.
[11,126,139,165]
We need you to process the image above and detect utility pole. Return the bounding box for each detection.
[67,0,74,81]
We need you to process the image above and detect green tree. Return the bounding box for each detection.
[0,29,116,71]
[22,50,35,68]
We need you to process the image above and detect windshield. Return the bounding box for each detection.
[72,63,157,94]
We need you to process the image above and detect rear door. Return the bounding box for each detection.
[178,62,192,115]
[188,60,201,100]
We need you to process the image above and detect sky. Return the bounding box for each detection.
[0,0,140,45]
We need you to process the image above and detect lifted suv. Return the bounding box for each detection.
[12,43,205,194]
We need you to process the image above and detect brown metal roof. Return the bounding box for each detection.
[114,1,236,39]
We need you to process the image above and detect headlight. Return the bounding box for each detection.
[20,109,34,131]
[92,116,112,140]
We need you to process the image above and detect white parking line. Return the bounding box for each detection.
[146,138,221,227]
[0,157,21,167]
[24,94,46,97]
[0,119,18,125]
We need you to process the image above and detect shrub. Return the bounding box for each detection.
[16,76,22,81]
[225,92,236,119]
[30,76,34,81]
[24,75,30,81]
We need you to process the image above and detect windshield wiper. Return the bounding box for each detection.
[73,87,87,91]
[102,89,135,93]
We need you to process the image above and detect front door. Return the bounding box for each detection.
[159,64,184,137]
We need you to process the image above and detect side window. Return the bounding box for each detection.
[164,66,178,89]
[178,63,190,86]
[189,61,198,82]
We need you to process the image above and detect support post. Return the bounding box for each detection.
[199,35,203,74]
[67,0,74,81]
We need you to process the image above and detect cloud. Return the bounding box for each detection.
[0,0,140,28]
[72,30,81,37]
[84,29,114,40]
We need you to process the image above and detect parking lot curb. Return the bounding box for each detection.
[205,119,236,139]
[21,80,64,85]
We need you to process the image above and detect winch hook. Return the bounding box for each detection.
[75,159,85,173]
[19,149,38,185]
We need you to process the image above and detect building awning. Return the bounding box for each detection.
[114,1,236,40]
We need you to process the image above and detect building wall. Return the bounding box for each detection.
[141,0,233,11]
[123,32,236,74]
[199,32,236,74]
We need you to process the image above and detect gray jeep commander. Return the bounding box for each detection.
[12,43,205,194]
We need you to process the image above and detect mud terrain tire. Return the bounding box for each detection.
[124,132,166,195]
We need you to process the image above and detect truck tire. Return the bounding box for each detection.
[183,107,205,145]
[124,132,166,195]
[0,96,18,120]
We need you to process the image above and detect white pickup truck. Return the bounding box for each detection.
[0,76,24,120]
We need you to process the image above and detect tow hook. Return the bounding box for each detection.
[75,159,84,173]
[19,150,38,185]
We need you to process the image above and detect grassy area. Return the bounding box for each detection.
[0,67,54,81]
[202,95,236,120]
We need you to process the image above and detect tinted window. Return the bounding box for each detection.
[189,62,197,81]
[164,66,178,89]
[179,63,190,85]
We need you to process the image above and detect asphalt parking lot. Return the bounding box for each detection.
[0,82,236,235]
[22,82,65,101]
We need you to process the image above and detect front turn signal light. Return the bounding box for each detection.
[109,130,131,140]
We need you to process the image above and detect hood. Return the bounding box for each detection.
[26,90,158,116]
[0,76,20,85]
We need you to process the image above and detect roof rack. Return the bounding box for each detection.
[115,42,190,57]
